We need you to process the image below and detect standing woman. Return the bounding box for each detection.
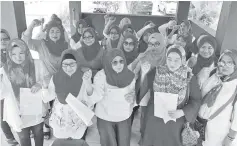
[120,33,139,66]
[138,45,201,146]
[197,49,237,146]
[1,29,19,146]
[47,49,92,145]
[89,49,136,146]
[192,35,218,89]
[1,39,49,146]
[70,19,88,50]
[104,24,122,50]
[137,22,155,54]
[22,18,68,139]
[77,27,104,78]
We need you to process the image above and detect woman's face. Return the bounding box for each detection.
[10,47,26,64]
[111,56,125,73]
[123,38,134,52]
[110,28,120,41]
[179,22,189,35]
[175,37,186,48]
[62,59,77,76]
[83,31,95,46]
[218,54,235,76]
[167,52,182,72]
[49,27,61,42]
[123,27,133,36]
[199,42,214,59]
[77,24,85,34]
[148,38,161,51]
[142,32,152,43]
[1,32,10,50]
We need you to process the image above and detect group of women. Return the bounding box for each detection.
[1,13,237,146]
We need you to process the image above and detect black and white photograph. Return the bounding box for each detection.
[1,0,237,146]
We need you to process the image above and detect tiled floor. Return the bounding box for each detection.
[1,108,142,146]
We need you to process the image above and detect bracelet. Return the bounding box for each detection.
[227,135,235,141]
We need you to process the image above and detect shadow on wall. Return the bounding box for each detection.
[81,13,173,37]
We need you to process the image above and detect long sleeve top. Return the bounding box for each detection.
[136,68,202,123]
[89,70,136,122]
[1,59,49,132]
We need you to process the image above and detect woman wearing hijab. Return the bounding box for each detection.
[0,29,19,146]
[35,14,69,42]
[137,45,201,146]
[22,18,69,139]
[196,49,237,146]
[120,33,139,66]
[191,35,218,89]
[70,19,88,50]
[88,49,135,146]
[1,39,50,146]
[159,19,193,47]
[77,27,104,78]
[105,25,122,50]
[137,21,155,54]
[47,49,92,145]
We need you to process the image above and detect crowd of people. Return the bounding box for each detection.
[1,13,237,146]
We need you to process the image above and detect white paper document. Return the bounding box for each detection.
[66,93,94,126]
[154,92,178,123]
[106,88,131,117]
[20,88,43,115]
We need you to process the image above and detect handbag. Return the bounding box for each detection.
[181,122,200,146]
[181,78,200,146]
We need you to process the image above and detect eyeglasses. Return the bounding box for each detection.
[218,61,235,68]
[111,59,124,66]
[148,42,160,47]
[83,36,94,40]
[124,41,134,47]
[62,62,77,68]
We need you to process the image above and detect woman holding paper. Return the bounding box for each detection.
[47,49,93,143]
[191,35,218,89]
[1,38,49,146]
[137,45,201,146]
[89,49,135,146]
[196,49,237,146]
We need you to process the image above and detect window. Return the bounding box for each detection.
[188,1,223,31]
[81,1,178,16]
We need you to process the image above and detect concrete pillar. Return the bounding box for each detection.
[1,1,18,38]
[69,1,81,35]
[215,2,237,53]
[176,1,190,24]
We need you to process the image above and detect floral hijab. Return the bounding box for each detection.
[153,45,192,105]
[4,39,36,98]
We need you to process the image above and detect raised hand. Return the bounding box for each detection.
[148,22,156,28]
[31,19,42,27]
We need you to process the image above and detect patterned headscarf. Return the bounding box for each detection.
[4,39,36,98]
[153,45,192,105]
